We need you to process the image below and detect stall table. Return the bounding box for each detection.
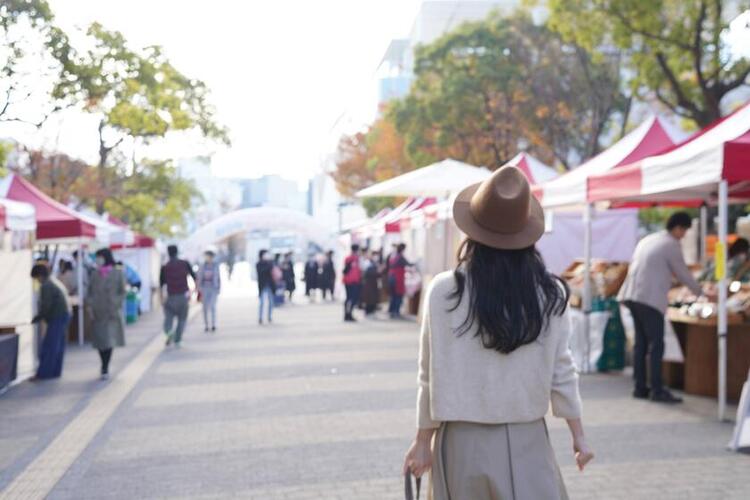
[665,308,750,401]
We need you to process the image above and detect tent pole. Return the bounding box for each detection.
[583,203,593,373]
[718,181,728,421]
[700,204,708,265]
[77,240,84,346]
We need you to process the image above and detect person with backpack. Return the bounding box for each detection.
[342,244,362,322]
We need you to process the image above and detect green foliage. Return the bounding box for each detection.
[389,12,625,170]
[0,142,9,177]
[639,207,699,232]
[103,160,202,238]
[363,197,397,218]
[53,22,230,171]
[545,0,750,127]
[0,0,74,125]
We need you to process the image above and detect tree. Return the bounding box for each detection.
[0,0,73,126]
[12,147,97,205]
[331,114,415,216]
[103,160,201,238]
[53,23,229,211]
[546,0,750,127]
[390,12,625,169]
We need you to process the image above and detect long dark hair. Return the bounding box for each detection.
[449,239,569,354]
[95,248,116,267]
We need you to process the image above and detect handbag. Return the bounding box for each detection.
[404,472,421,500]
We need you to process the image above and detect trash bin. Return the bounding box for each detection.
[125,291,139,324]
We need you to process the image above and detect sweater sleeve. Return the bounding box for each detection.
[668,242,702,295]
[416,299,440,429]
[550,310,583,419]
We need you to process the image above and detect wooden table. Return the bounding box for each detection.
[666,308,750,401]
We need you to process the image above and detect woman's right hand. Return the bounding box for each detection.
[403,435,433,478]
[573,437,594,471]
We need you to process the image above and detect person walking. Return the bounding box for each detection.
[197,248,221,333]
[403,166,593,499]
[387,243,411,318]
[30,264,71,380]
[321,250,336,300]
[303,254,319,300]
[57,259,78,296]
[160,244,195,348]
[87,248,126,380]
[342,244,362,322]
[362,249,381,316]
[282,252,296,301]
[256,249,275,324]
[620,212,710,403]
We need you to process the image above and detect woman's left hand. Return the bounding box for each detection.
[403,436,433,478]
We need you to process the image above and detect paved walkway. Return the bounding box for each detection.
[1,292,749,499]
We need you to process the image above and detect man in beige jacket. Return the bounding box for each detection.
[620,212,708,404]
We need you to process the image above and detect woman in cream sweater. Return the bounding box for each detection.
[403,166,593,499]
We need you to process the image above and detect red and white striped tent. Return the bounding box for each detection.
[533,116,680,208]
[588,101,750,205]
[586,101,750,421]
[505,152,559,185]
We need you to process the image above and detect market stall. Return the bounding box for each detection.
[532,115,680,371]
[0,174,96,345]
[587,101,750,419]
[0,198,36,388]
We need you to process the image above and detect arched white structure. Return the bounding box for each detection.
[183,207,340,260]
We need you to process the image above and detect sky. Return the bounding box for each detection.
[3,0,423,181]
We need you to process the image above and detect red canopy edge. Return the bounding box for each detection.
[0,203,6,230]
[5,175,96,240]
[587,101,750,206]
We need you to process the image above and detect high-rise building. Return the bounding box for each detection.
[377,1,526,107]
[177,157,243,233]
[238,175,308,213]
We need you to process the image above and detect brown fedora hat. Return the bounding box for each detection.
[453,166,545,250]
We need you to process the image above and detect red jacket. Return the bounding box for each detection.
[388,253,408,296]
[343,254,362,285]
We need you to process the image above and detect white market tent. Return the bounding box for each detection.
[588,100,750,421]
[0,198,36,232]
[355,159,491,198]
[505,152,559,185]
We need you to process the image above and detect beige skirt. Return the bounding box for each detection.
[431,419,569,500]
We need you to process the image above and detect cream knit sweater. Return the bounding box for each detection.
[417,271,582,429]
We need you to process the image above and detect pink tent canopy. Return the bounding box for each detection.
[505,152,558,185]
[588,101,750,204]
[390,197,436,232]
[0,203,5,230]
[533,116,679,207]
[0,174,96,240]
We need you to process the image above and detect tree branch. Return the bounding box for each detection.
[655,51,702,119]
[609,6,692,50]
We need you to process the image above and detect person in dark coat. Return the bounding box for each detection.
[256,249,276,324]
[282,252,296,301]
[31,264,71,380]
[362,249,382,316]
[303,254,319,299]
[387,243,412,319]
[321,250,336,300]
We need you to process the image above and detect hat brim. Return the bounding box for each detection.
[452,182,545,250]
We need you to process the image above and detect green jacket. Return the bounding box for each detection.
[35,278,71,322]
